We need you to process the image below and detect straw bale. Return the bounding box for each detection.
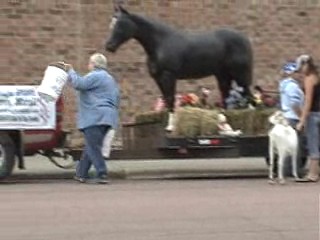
[174,107,202,137]
[224,109,255,135]
[200,109,220,136]
[135,110,167,124]
[134,108,278,136]
[252,108,276,135]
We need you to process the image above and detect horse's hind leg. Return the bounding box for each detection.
[232,65,253,101]
[216,73,232,107]
[155,71,177,131]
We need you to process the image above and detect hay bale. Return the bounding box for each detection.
[174,107,220,137]
[135,110,167,124]
[134,107,277,137]
[252,108,276,135]
[174,107,202,137]
[224,109,255,135]
[225,108,277,135]
[200,109,219,136]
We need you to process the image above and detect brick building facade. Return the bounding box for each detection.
[1,0,320,131]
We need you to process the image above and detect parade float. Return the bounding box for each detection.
[116,86,279,160]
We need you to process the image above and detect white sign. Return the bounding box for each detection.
[0,86,56,129]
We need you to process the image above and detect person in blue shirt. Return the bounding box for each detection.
[67,53,120,184]
[278,62,305,177]
[279,62,304,126]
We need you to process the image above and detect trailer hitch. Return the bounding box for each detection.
[39,149,76,169]
[37,131,76,169]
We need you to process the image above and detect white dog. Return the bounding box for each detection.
[268,111,299,184]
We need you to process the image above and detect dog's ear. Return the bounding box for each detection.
[269,112,278,124]
[270,111,287,125]
[281,117,289,126]
[275,111,283,117]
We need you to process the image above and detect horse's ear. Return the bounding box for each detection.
[118,5,129,15]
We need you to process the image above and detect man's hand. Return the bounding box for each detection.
[64,63,73,71]
[296,121,304,132]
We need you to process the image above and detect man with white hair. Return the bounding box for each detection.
[66,53,120,184]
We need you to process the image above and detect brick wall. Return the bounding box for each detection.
[1,0,320,131]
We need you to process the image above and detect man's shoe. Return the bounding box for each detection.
[295,176,319,183]
[96,175,109,184]
[73,176,86,183]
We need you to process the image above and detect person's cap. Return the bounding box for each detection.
[296,54,310,70]
[282,62,298,74]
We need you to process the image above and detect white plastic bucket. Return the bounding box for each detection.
[37,63,68,102]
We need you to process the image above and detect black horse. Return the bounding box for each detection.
[106,7,253,130]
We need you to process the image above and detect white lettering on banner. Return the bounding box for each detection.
[198,139,211,145]
[0,86,56,130]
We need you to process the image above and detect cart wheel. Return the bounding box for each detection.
[0,133,15,179]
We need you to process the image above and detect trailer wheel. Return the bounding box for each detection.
[0,133,15,179]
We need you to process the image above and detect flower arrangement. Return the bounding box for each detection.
[154,96,166,112]
[180,93,200,106]
[153,93,200,112]
[153,84,277,112]
[253,85,278,108]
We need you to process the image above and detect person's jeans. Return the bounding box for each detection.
[76,125,110,178]
[305,112,320,159]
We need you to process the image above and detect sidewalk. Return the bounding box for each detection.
[12,156,268,180]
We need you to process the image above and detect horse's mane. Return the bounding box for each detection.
[129,12,178,36]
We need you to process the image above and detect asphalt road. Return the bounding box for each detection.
[0,177,319,240]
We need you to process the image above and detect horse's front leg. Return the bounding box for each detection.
[155,71,176,131]
[216,74,232,108]
[233,70,254,105]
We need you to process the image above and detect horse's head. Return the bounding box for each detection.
[106,6,136,52]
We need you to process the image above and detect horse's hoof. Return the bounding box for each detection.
[165,125,174,132]
[279,179,286,185]
[268,179,276,185]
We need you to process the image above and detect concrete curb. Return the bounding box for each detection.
[10,157,268,181]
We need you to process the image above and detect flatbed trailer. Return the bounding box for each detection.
[94,122,269,160]
[94,121,308,174]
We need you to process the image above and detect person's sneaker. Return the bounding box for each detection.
[73,175,86,183]
[96,175,109,184]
